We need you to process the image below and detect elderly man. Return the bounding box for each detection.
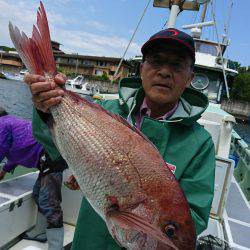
[25,28,215,249]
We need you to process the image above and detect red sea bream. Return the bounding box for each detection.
[9,2,196,249]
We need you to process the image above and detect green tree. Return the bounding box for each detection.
[228,60,241,71]
[0,46,16,52]
[101,72,109,81]
[230,73,250,101]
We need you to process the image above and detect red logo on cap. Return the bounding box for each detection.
[168,29,179,37]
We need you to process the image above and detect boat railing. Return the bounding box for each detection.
[230,130,250,202]
[231,131,250,165]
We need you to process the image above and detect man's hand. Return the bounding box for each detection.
[64,175,80,190]
[24,73,67,113]
[0,170,6,181]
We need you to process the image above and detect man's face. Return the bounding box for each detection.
[140,44,194,107]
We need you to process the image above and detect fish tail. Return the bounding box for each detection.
[8,22,42,75]
[107,211,179,250]
[32,1,57,76]
[8,1,56,76]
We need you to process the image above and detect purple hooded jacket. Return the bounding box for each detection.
[0,115,43,172]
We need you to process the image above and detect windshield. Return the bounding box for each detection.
[195,41,218,56]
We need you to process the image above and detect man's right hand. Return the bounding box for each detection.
[24,73,67,113]
[64,175,80,190]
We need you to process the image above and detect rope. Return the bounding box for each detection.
[113,0,151,82]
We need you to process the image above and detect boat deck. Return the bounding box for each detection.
[9,223,75,250]
[224,178,250,250]
[0,172,76,249]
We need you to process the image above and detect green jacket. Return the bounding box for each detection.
[32,77,215,250]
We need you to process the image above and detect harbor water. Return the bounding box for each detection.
[0,79,33,120]
[234,121,250,145]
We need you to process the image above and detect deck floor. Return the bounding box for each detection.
[10,224,75,250]
[225,178,250,249]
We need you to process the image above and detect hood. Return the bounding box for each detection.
[118,77,209,126]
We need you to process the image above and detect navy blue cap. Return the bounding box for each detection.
[141,28,195,61]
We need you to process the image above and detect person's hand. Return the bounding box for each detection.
[0,170,6,181]
[64,175,80,190]
[24,73,67,113]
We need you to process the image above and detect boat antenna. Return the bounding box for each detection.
[200,1,208,23]
[211,0,230,99]
[224,0,233,38]
[182,1,214,39]
[113,0,151,82]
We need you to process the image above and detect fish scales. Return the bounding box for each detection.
[51,95,150,213]
[52,94,182,213]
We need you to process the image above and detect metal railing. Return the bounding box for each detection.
[231,130,250,201]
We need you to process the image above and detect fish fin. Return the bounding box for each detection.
[8,22,43,75]
[9,2,56,76]
[32,2,57,76]
[107,211,178,250]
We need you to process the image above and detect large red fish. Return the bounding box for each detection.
[9,2,196,249]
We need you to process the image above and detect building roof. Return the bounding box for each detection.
[54,53,122,62]
[54,53,132,67]
[0,51,20,58]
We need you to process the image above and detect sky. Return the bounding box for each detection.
[0,0,249,66]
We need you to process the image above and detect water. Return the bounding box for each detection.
[0,78,33,120]
[234,122,250,146]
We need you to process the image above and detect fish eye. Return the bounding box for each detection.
[164,224,176,239]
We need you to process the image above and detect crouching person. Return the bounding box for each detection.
[0,108,67,249]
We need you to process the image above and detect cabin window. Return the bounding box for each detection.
[195,42,218,56]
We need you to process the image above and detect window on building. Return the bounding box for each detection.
[95,70,103,76]
[96,61,107,67]
[56,57,62,62]
[68,58,77,64]
[82,60,93,66]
